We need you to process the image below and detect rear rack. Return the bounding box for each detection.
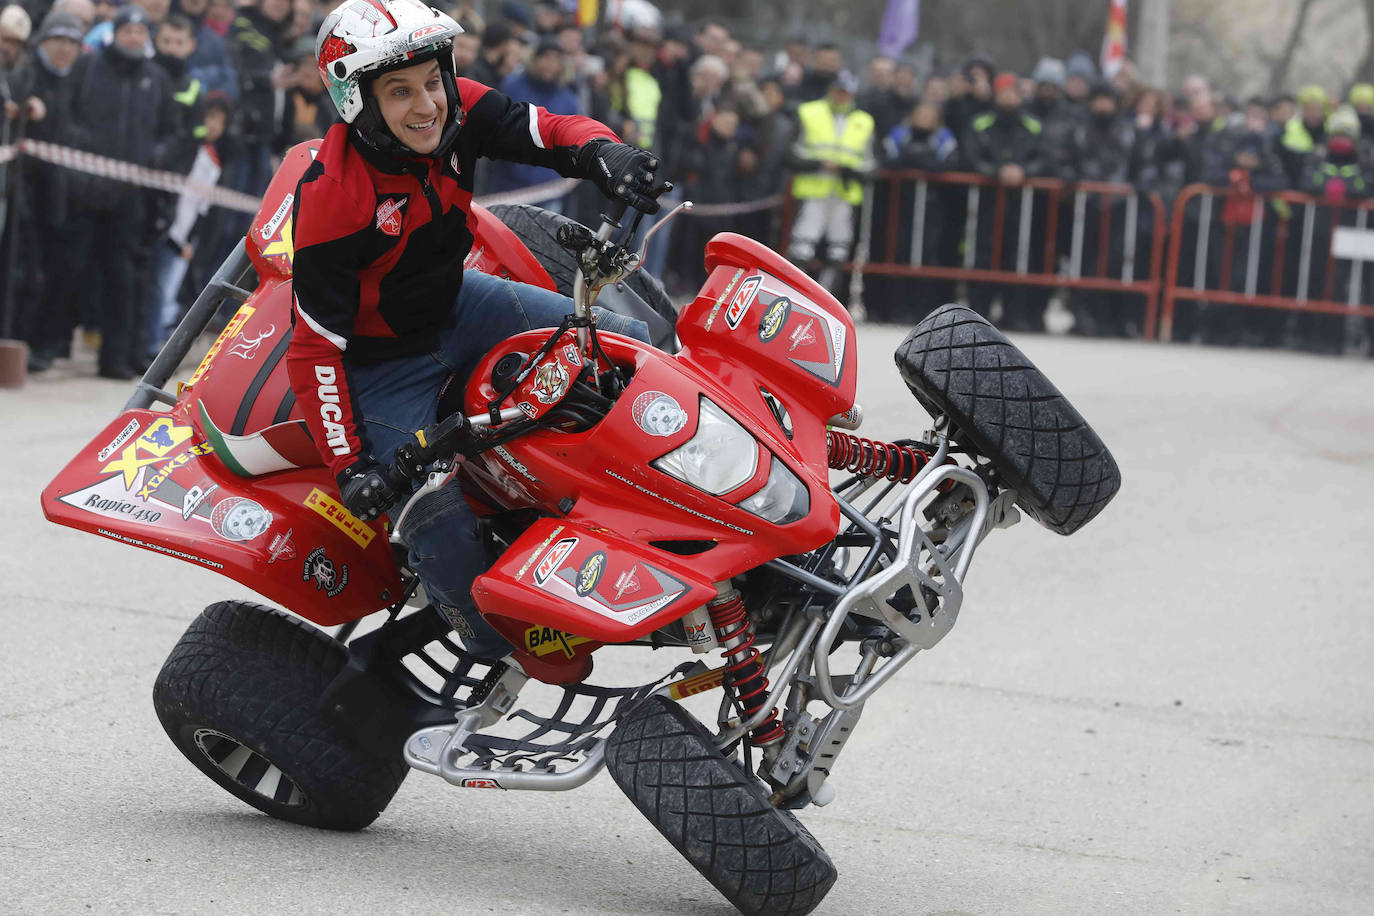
[125,241,255,411]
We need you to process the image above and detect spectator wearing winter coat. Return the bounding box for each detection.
[154,14,206,174]
[1196,100,1288,347]
[678,103,746,288]
[856,56,904,141]
[944,53,992,144]
[467,18,520,89]
[964,71,1044,329]
[1026,57,1074,182]
[485,41,581,205]
[140,12,206,359]
[1296,106,1372,353]
[1062,50,1096,117]
[55,4,177,378]
[1349,83,1374,139]
[16,10,83,371]
[792,41,840,104]
[869,99,961,321]
[225,0,290,196]
[1278,85,1331,185]
[149,96,224,364]
[1065,84,1139,337]
[277,35,335,148]
[174,0,237,100]
[619,27,661,149]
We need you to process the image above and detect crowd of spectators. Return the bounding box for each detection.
[2,0,1371,381]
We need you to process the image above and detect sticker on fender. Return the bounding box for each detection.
[303,488,375,548]
[523,626,591,658]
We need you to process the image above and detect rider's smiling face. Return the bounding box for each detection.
[373,59,447,154]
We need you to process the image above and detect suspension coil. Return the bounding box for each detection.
[827,429,931,482]
[707,591,785,746]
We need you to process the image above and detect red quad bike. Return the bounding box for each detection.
[43,142,1121,916]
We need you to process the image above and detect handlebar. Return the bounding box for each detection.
[388,411,472,487]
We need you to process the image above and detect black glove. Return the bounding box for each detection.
[337,459,398,522]
[576,139,667,214]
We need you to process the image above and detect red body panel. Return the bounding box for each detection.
[463,203,557,290]
[41,407,400,624]
[184,281,309,447]
[477,517,719,644]
[679,234,859,471]
[246,141,321,282]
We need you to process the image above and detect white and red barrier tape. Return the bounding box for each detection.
[0,138,788,216]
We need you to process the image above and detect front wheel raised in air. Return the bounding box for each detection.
[152,600,407,830]
[605,695,837,915]
[895,303,1122,535]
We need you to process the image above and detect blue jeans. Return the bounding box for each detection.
[347,270,648,658]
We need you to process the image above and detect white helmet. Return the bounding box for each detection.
[317,0,463,152]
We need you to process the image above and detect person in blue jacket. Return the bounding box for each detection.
[486,39,581,209]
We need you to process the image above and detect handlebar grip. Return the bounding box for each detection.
[389,412,474,485]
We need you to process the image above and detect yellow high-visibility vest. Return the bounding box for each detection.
[792,98,875,205]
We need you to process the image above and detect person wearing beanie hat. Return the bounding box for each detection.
[42,0,175,379]
[964,67,1046,329]
[1031,57,1065,90]
[16,9,86,372]
[1279,85,1334,183]
[1064,49,1096,107]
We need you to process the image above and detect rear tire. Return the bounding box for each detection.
[153,600,408,830]
[605,696,836,916]
[486,202,677,327]
[895,303,1122,535]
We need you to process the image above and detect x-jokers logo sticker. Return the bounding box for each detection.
[101,417,194,489]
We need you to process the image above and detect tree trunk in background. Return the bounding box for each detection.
[1357,0,1374,84]
[1268,0,1318,94]
[1137,0,1170,89]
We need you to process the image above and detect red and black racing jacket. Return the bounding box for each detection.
[285,79,618,479]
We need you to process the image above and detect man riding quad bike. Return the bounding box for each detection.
[292,0,667,658]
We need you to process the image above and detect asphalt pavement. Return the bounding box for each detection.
[2,326,1371,915]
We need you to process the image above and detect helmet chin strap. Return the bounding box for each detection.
[354,53,463,162]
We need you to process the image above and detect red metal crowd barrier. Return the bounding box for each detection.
[780,170,1170,338]
[1159,183,1374,341]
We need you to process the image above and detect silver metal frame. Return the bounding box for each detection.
[402,665,612,791]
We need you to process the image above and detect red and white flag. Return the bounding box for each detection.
[1101,0,1128,78]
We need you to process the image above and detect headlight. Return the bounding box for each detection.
[738,456,809,524]
[651,397,759,495]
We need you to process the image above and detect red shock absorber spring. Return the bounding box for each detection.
[708,591,785,746]
[827,429,931,482]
